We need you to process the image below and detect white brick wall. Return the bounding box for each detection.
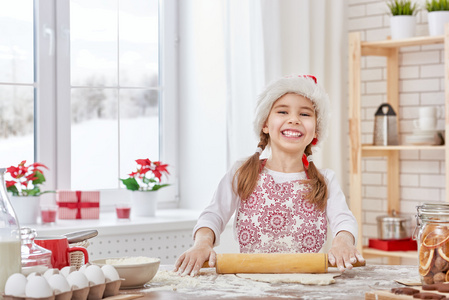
[347,1,446,264]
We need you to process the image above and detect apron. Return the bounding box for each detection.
[236,171,327,253]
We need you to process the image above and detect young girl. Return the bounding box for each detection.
[174,75,364,276]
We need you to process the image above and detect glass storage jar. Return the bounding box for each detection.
[21,227,52,271]
[416,203,449,284]
[0,168,21,298]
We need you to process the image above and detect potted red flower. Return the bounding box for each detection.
[6,160,52,196]
[5,160,53,224]
[120,159,170,217]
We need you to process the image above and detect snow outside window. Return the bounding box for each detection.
[0,0,179,205]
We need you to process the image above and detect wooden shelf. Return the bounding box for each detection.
[362,144,445,151]
[362,35,443,49]
[348,26,449,264]
[361,145,445,157]
[362,247,417,259]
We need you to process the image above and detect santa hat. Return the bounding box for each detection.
[253,74,331,147]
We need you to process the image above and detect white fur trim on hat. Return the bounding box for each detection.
[253,75,330,147]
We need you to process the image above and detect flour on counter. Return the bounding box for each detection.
[139,265,420,299]
[236,271,340,285]
[143,268,289,298]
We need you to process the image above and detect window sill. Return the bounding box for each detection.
[32,209,202,237]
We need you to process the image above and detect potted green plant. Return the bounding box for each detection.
[426,0,449,35]
[6,160,53,224]
[387,0,419,39]
[120,158,170,217]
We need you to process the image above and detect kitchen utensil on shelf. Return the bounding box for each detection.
[418,106,440,119]
[405,129,443,145]
[35,235,89,269]
[64,229,98,243]
[414,117,437,131]
[201,253,366,274]
[373,103,399,146]
[376,210,411,240]
[0,168,22,295]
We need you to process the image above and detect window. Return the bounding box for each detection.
[0,0,35,168]
[68,0,161,190]
[1,0,179,205]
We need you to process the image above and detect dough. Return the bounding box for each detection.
[236,271,341,285]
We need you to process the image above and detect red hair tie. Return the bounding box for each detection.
[302,153,310,170]
[302,154,314,179]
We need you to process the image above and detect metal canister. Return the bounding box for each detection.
[415,203,449,284]
[377,210,411,240]
[373,103,399,146]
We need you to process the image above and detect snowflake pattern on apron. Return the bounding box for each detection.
[236,172,327,253]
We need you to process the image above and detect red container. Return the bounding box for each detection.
[35,236,88,269]
[368,238,417,251]
[116,207,131,219]
[41,210,57,223]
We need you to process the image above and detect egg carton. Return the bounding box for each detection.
[3,280,121,300]
[3,281,121,300]
[3,264,123,300]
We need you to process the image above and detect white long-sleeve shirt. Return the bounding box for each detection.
[193,163,358,248]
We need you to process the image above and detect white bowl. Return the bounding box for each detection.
[91,257,160,289]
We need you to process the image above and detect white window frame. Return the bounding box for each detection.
[36,0,179,208]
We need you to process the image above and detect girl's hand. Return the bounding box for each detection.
[173,227,216,276]
[328,230,365,272]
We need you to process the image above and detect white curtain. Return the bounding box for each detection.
[225,0,348,188]
[224,1,265,165]
[178,0,347,209]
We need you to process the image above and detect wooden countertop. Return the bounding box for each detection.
[119,264,420,299]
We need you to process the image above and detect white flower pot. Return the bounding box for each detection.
[10,195,40,225]
[390,15,416,39]
[131,191,158,217]
[428,11,449,36]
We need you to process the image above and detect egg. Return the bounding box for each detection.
[101,265,120,281]
[47,274,71,294]
[43,268,59,280]
[78,264,89,273]
[66,271,89,289]
[60,266,76,277]
[26,272,40,280]
[84,264,106,285]
[25,276,53,298]
[5,273,27,296]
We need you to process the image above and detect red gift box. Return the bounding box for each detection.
[368,238,417,251]
[56,190,100,219]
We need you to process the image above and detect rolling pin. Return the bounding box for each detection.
[201,253,365,274]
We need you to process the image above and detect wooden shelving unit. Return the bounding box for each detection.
[348,27,449,264]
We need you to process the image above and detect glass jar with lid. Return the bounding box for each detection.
[416,203,449,284]
[0,168,21,297]
[21,227,52,273]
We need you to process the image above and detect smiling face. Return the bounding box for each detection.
[262,93,317,155]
